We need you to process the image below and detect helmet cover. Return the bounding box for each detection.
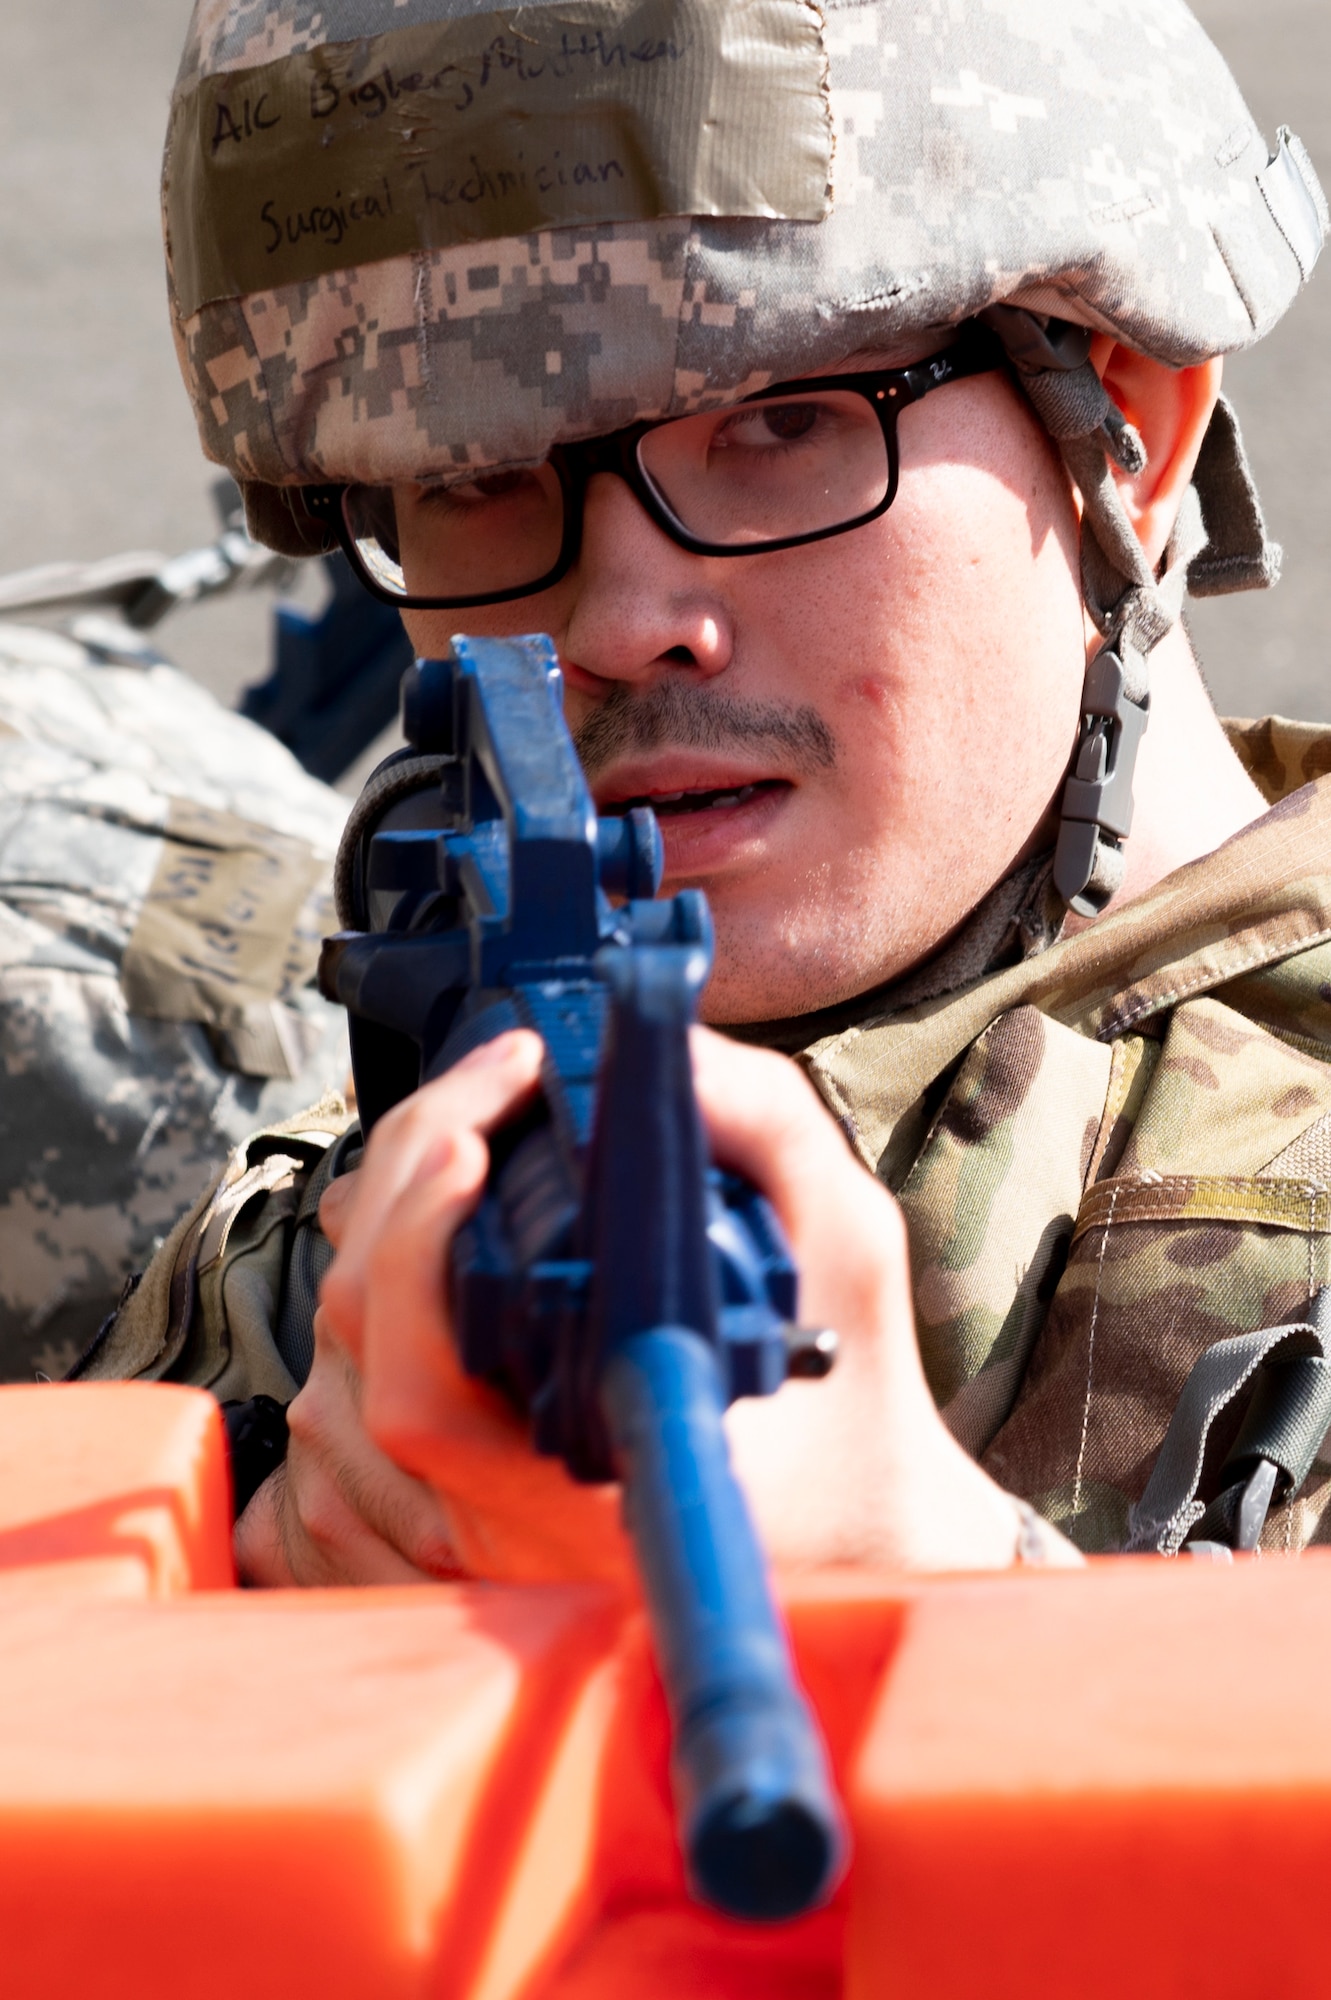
[166,0,1326,541]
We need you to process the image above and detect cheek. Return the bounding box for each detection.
[403,604,545,656]
[802,391,1086,835]
[402,610,462,669]
[404,600,592,726]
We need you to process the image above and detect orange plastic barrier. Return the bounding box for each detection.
[0,1382,232,1596]
[849,1563,1331,2000]
[0,1383,1329,1998]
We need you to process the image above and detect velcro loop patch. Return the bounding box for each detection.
[120,798,324,1039]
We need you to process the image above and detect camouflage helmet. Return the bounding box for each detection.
[165,0,1325,910]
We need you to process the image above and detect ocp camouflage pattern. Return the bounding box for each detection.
[807,720,1331,1553]
[0,621,349,1384]
[165,0,1327,531]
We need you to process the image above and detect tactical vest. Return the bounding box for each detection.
[803,719,1331,1552]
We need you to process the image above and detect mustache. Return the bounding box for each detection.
[573,680,838,784]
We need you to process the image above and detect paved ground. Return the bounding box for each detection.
[0,0,1327,733]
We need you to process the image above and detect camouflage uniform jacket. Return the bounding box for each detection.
[85,717,1331,1555]
[0,621,350,1384]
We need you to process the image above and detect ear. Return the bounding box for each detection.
[1087,337,1222,570]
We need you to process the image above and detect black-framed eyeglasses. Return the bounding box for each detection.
[304,323,1005,611]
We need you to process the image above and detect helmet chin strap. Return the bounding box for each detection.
[983,305,1210,919]
[1053,483,1207,917]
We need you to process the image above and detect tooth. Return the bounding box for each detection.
[653,791,684,803]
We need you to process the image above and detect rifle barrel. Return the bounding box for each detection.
[601,1326,845,1921]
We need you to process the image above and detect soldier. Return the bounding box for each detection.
[88,0,1331,1578]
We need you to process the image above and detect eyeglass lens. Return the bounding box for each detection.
[637,392,891,546]
[344,465,566,603]
[341,389,893,603]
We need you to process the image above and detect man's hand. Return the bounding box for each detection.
[238,1027,1027,1585]
[236,1032,628,1587]
[233,1309,469,1587]
[686,1030,1026,1573]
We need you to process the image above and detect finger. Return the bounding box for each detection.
[317,1169,356,1248]
[339,1027,542,1253]
[690,1028,892,1236]
[233,1464,297,1587]
[690,1027,913,1359]
[355,1171,633,1586]
[321,1029,543,1351]
[283,1440,462,1585]
[690,1027,843,1181]
[319,1121,488,1360]
[283,1318,466,1581]
[357,1157,512,1450]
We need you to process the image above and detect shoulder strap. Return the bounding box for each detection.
[1126,1286,1331,1555]
[273,1125,362,1386]
[70,1095,351,1384]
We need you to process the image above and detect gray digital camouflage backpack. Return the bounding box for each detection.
[0,614,349,1381]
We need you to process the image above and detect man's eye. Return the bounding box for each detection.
[471,470,535,498]
[714,403,823,451]
[757,403,821,444]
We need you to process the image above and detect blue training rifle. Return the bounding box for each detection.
[319,633,845,1921]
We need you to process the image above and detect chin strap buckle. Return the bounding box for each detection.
[1053,644,1149,918]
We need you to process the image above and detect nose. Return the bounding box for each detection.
[558,470,734,690]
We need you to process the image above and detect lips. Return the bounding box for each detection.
[594,752,791,814]
[594,766,792,878]
[611,779,784,818]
